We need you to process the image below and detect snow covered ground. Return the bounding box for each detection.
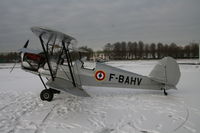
[0,59,200,133]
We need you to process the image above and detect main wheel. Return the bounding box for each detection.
[40,89,54,101]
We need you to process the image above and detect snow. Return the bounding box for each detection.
[0,60,200,133]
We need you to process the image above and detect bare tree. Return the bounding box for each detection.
[144,44,149,59]
[150,43,156,59]
[127,42,133,59]
[138,41,144,59]
[157,42,164,59]
[121,41,127,59]
[190,43,199,58]
[113,42,121,60]
[133,42,138,59]
[104,43,113,59]
[168,43,178,58]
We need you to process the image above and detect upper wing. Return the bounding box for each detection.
[31,26,77,45]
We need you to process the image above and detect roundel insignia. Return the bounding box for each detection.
[95,70,106,81]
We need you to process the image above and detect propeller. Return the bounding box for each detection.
[23,40,29,48]
[9,61,18,73]
[10,40,29,73]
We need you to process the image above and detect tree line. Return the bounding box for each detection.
[103,41,199,60]
[0,52,19,63]
[0,46,94,63]
[0,42,199,63]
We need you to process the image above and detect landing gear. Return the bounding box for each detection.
[38,74,60,102]
[161,85,168,96]
[40,89,54,101]
[164,89,168,96]
[40,88,60,102]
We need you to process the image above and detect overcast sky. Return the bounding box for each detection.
[0,0,199,52]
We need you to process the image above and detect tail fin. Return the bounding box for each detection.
[149,57,181,87]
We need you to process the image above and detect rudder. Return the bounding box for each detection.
[149,57,181,87]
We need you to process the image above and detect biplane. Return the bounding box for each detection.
[18,27,181,101]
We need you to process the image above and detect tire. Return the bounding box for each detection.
[40,89,54,101]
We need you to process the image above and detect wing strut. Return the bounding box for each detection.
[62,41,76,87]
[39,34,55,81]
